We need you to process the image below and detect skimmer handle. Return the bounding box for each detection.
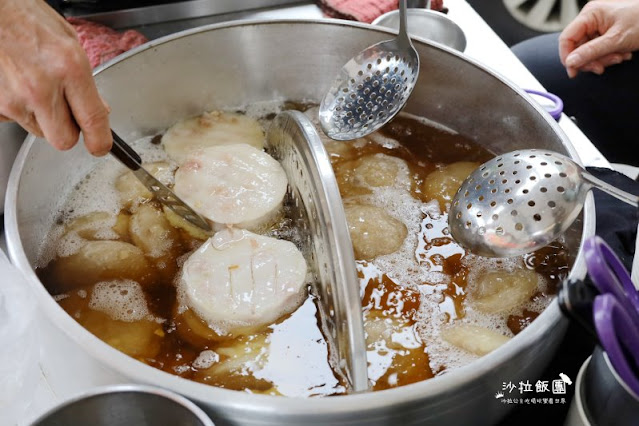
[398,0,410,44]
[582,172,639,208]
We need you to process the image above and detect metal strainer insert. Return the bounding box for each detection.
[266,111,369,392]
[319,0,419,141]
[449,149,639,258]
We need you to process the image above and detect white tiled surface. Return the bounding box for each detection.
[8,1,612,423]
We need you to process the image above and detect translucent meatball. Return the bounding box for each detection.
[57,211,129,257]
[422,161,479,210]
[48,240,156,293]
[344,204,407,260]
[441,324,511,356]
[355,153,407,188]
[334,159,372,198]
[303,106,364,162]
[469,269,540,314]
[80,310,163,359]
[62,211,119,241]
[129,204,181,280]
[129,204,180,260]
[56,284,162,359]
[115,162,174,210]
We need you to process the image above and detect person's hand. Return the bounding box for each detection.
[559,0,639,78]
[0,0,111,155]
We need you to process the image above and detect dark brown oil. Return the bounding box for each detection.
[36,110,571,395]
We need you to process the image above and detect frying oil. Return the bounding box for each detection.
[35,101,570,395]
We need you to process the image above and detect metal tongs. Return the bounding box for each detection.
[109,130,211,232]
[559,236,639,395]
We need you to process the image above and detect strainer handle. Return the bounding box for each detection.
[582,172,639,208]
[407,0,430,7]
[398,0,410,44]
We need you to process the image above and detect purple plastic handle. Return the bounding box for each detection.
[594,294,639,397]
[584,236,639,321]
[586,236,639,396]
[524,89,564,121]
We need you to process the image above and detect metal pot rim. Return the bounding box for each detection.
[5,18,593,415]
[30,383,215,426]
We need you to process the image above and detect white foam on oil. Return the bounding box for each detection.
[37,137,172,266]
[64,162,126,218]
[40,215,118,266]
[345,135,555,375]
[357,187,450,291]
[54,215,119,258]
[421,254,553,372]
[62,136,169,218]
[89,280,156,322]
[347,174,467,373]
[527,293,553,313]
[424,329,480,374]
[193,349,220,369]
[51,231,86,259]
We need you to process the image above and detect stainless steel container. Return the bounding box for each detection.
[5,19,594,426]
[372,9,467,52]
[565,347,639,426]
[31,384,215,426]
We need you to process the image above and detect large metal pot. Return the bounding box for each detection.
[5,20,594,425]
[0,123,25,214]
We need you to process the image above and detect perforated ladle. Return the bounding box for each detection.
[449,149,639,258]
[319,0,419,141]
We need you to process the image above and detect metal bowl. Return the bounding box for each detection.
[6,19,593,426]
[31,385,215,426]
[372,9,467,52]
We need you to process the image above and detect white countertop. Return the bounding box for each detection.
[11,1,612,424]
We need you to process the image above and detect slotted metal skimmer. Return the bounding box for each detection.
[266,111,369,392]
[319,0,419,141]
[449,149,639,258]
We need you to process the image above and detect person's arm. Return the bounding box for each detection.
[0,0,111,155]
[559,0,639,77]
